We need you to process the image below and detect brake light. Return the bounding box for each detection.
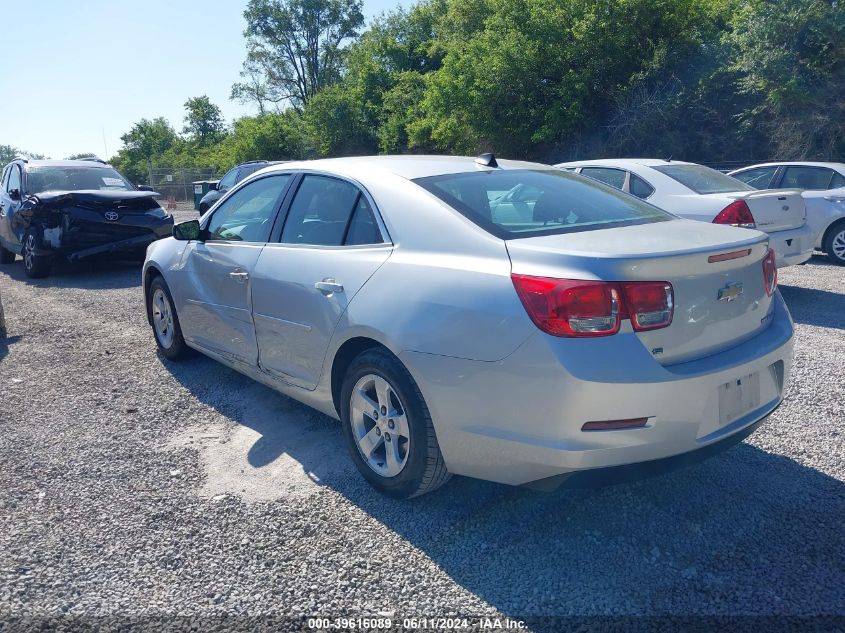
[713,200,756,229]
[510,276,620,337]
[762,248,777,296]
[621,282,674,331]
[511,275,673,337]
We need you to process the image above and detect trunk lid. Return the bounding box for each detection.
[706,189,806,232]
[506,219,774,365]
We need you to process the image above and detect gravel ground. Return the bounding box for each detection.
[0,216,843,631]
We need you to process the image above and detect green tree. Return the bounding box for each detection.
[729,0,845,159]
[304,84,377,156]
[1,145,46,168]
[112,118,178,182]
[235,0,365,111]
[183,96,228,147]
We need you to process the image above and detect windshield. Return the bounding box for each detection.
[25,166,135,195]
[414,169,672,238]
[653,164,753,194]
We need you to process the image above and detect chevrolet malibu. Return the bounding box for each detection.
[142,155,793,498]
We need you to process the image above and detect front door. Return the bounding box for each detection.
[175,173,291,365]
[251,174,392,389]
[0,164,24,250]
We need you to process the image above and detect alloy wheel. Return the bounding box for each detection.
[23,234,35,271]
[151,288,175,348]
[832,228,845,261]
[349,374,411,478]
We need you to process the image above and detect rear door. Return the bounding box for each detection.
[778,165,838,190]
[251,173,392,389]
[176,173,292,365]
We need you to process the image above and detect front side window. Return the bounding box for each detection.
[8,165,21,192]
[206,175,290,242]
[280,175,383,246]
[580,167,627,190]
[415,169,672,239]
[732,166,778,189]
[652,164,754,194]
[781,166,835,190]
[25,166,133,195]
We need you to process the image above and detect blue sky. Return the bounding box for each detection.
[0,0,407,160]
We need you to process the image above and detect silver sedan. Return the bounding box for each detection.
[143,155,794,498]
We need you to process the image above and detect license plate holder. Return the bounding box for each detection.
[718,372,761,426]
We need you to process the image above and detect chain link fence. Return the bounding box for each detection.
[146,167,218,202]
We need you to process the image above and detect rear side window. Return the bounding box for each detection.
[630,174,655,199]
[831,172,845,189]
[652,164,754,194]
[781,166,835,190]
[280,175,384,246]
[580,167,626,190]
[732,166,777,189]
[415,169,672,239]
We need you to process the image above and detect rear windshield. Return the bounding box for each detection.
[414,169,672,238]
[25,166,134,195]
[653,164,754,194]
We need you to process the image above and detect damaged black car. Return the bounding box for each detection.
[0,158,173,278]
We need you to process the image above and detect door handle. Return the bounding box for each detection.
[229,270,249,283]
[315,278,344,295]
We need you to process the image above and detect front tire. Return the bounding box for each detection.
[823,220,845,266]
[148,276,187,360]
[341,348,451,498]
[22,229,52,278]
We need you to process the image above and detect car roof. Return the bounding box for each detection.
[19,159,114,168]
[731,161,845,171]
[261,155,549,180]
[555,158,694,169]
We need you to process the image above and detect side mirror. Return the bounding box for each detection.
[137,184,154,192]
[173,220,202,241]
[9,189,20,201]
[208,182,219,191]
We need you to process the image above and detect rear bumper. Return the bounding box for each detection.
[401,292,794,486]
[767,223,814,267]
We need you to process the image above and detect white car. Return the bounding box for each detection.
[143,154,793,498]
[556,159,815,268]
[728,162,845,265]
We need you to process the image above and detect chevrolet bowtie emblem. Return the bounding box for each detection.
[718,281,744,302]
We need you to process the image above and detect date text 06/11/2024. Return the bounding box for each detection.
[306,617,527,630]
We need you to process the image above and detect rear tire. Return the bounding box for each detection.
[0,245,15,264]
[22,229,52,278]
[823,220,845,266]
[341,348,451,499]
[147,276,188,360]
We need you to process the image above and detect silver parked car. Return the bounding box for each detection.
[143,155,794,498]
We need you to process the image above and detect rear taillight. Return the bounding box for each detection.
[762,248,777,296]
[510,276,620,337]
[713,200,757,229]
[621,282,674,331]
[511,275,673,338]
[713,200,756,229]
